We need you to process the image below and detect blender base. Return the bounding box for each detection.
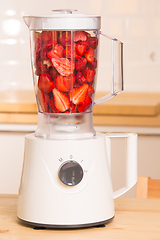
[18,216,114,229]
[17,132,115,228]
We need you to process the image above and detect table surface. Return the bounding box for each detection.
[0,195,160,240]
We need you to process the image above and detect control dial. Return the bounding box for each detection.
[58,161,83,186]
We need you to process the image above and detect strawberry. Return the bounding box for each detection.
[38,73,55,93]
[75,41,89,56]
[88,37,98,49]
[63,45,81,59]
[37,90,49,112]
[41,31,52,42]
[51,58,74,76]
[83,67,96,83]
[70,84,89,105]
[88,57,97,69]
[49,67,58,78]
[77,95,92,112]
[52,88,70,112]
[65,102,77,113]
[88,85,95,97]
[74,31,87,42]
[58,31,71,47]
[47,44,64,59]
[84,47,95,64]
[36,60,49,74]
[40,49,49,60]
[49,97,60,113]
[75,57,87,71]
[55,74,76,92]
[42,40,57,51]
[33,32,41,62]
[76,71,87,85]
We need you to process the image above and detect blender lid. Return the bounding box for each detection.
[23,9,101,30]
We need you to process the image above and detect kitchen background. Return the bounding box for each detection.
[0,0,160,196]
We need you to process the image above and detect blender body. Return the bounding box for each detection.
[17,11,137,228]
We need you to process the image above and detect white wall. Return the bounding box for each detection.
[0,0,160,92]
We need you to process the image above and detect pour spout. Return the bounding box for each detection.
[23,16,30,28]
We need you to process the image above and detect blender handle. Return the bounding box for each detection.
[93,31,124,106]
[105,133,137,199]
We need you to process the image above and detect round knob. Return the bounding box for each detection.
[59,161,83,186]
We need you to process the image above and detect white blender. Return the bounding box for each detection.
[17,10,137,228]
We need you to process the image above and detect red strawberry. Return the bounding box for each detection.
[88,58,97,69]
[42,40,57,51]
[65,102,77,113]
[36,60,49,74]
[41,31,52,42]
[49,67,58,78]
[34,32,41,63]
[47,44,64,59]
[74,31,87,42]
[51,58,74,76]
[84,47,95,64]
[40,49,49,60]
[78,95,92,112]
[58,31,71,47]
[88,37,98,49]
[55,74,76,92]
[52,88,70,112]
[88,85,95,97]
[70,84,89,105]
[38,73,55,93]
[63,45,81,59]
[75,58,87,71]
[75,41,89,56]
[37,90,49,112]
[49,97,60,113]
[83,67,96,83]
[76,71,87,85]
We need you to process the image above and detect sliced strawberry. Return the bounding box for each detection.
[75,57,87,71]
[70,84,89,105]
[77,95,92,112]
[38,73,55,93]
[58,31,71,47]
[88,85,95,97]
[84,47,95,64]
[36,60,49,74]
[83,67,96,83]
[47,44,64,59]
[76,71,87,85]
[74,31,87,42]
[42,40,57,51]
[65,102,77,113]
[41,31,52,42]
[33,32,41,62]
[37,90,49,113]
[52,88,70,112]
[55,74,76,92]
[75,41,89,56]
[63,45,81,59]
[88,58,97,69]
[49,97,60,113]
[88,37,98,49]
[51,58,74,76]
[49,67,58,78]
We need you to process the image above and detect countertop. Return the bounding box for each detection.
[0,195,160,239]
[1,90,160,126]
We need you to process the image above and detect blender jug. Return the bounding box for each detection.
[23,10,123,139]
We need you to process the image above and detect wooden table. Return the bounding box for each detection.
[0,195,160,239]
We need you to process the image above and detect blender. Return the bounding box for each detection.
[17,10,137,228]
